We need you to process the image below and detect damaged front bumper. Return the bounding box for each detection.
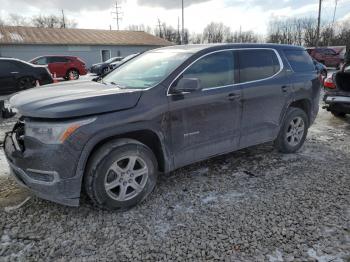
[3,129,82,207]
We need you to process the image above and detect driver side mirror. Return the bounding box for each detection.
[172,78,202,94]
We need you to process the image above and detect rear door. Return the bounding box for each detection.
[237,49,291,148]
[168,50,242,168]
[0,61,22,95]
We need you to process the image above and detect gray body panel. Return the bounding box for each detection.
[4,44,321,206]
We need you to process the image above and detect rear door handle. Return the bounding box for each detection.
[228,93,241,101]
[10,72,19,74]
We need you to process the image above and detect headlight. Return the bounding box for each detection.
[25,117,96,144]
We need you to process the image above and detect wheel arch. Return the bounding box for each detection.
[289,99,312,124]
[77,129,169,185]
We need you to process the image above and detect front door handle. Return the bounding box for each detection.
[228,93,241,101]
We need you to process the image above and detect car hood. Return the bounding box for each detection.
[92,62,105,67]
[10,81,142,119]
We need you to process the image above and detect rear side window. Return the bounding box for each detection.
[182,51,234,89]
[49,57,69,63]
[238,49,280,83]
[284,50,315,72]
[0,61,20,73]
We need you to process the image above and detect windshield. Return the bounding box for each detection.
[103,51,192,89]
[106,57,120,63]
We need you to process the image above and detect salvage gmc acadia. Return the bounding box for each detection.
[4,44,320,210]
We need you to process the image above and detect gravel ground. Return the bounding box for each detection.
[0,105,349,261]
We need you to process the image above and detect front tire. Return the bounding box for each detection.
[274,107,309,154]
[84,139,158,211]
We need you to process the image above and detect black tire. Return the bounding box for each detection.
[102,67,110,75]
[66,69,80,80]
[17,77,36,90]
[274,107,309,154]
[331,111,346,118]
[84,139,158,211]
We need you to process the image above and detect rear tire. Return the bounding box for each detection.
[66,69,80,80]
[331,111,346,118]
[84,139,158,211]
[17,77,36,90]
[274,107,309,154]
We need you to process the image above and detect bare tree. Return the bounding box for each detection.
[31,14,76,28]
[127,24,153,34]
[7,14,29,26]
[203,22,228,43]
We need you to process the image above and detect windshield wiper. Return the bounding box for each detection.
[109,82,127,88]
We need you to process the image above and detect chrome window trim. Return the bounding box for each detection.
[167,48,284,96]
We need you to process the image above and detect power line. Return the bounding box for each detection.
[112,1,123,30]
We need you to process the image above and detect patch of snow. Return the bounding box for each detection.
[0,150,10,177]
[154,222,171,237]
[201,193,218,204]
[191,167,209,176]
[174,204,194,214]
[268,249,284,262]
[4,197,31,212]
[9,32,24,42]
[307,248,343,262]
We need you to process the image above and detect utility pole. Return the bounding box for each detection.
[332,0,338,25]
[316,0,322,47]
[239,25,242,43]
[181,0,185,44]
[328,0,339,46]
[178,16,181,44]
[112,1,123,30]
[61,9,66,28]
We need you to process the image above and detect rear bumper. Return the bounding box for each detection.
[3,132,81,207]
[323,95,350,113]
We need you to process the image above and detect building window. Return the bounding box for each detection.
[101,50,111,62]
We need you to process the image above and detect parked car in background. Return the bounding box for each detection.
[30,56,88,80]
[90,57,124,75]
[313,59,327,79]
[109,54,140,71]
[5,44,320,210]
[0,58,53,96]
[307,47,343,69]
[323,64,350,117]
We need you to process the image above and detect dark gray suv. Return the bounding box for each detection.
[4,44,320,210]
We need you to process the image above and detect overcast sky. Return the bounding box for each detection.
[1,0,350,34]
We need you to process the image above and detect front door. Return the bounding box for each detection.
[168,50,242,168]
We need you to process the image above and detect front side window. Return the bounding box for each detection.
[181,51,235,89]
[284,50,315,72]
[103,51,192,89]
[238,49,281,83]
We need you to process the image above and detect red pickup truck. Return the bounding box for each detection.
[306,48,343,69]
[30,56,88,80]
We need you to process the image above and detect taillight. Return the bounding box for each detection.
[323,77,336,89]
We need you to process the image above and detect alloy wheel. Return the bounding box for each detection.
[285,116,305,147]
[104,155,149,201]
